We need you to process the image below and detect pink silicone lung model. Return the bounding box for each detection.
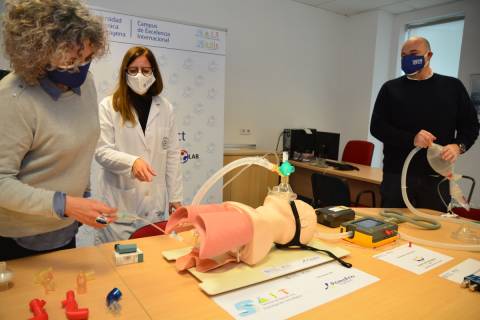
[166,195,317,272]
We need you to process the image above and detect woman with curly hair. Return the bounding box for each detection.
[0,0,117,260]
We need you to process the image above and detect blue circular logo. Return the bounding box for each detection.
[180,149,189,163]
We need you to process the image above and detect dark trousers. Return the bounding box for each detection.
[0,236,76,261]
[381,172,451,212]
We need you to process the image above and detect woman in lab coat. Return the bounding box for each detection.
[95,46,183,243]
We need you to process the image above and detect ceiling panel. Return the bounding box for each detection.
[291,0,462,16]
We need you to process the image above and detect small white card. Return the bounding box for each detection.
[212,264,379,320]
[373,244,453,275]
[439,258,480,284]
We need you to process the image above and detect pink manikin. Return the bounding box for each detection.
[165,195,317,272]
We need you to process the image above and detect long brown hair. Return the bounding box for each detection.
[112,46,163,125]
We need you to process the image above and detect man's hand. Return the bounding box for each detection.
[414,129,436,148]
[441,144,461,163]
[132,158,157,182]
[65,196,117,228]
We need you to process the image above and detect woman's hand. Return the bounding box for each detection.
[169,202,182,214]
[132,158,157,182]
[65,196,117,228]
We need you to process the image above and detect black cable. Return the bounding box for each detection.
[275,201,352,268]
[437,177,450,212]
[301,244,352,268]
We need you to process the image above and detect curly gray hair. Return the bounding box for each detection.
[2,0,107,85]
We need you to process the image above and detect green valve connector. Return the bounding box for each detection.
[279,161,295,177]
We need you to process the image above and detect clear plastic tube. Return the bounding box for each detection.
[192,156,277,205]
[399,231,480,252]
[315,231,353,240]
[103,154,279,243]
[399,147,480,251]
[401,147,479,229]
[223,152,281,191]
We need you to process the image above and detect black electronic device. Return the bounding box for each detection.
[315,131,340,160]
[461,274,480,292]
[283,129,317,160]
[316,206,355,228]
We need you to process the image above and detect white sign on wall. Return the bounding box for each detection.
[90,8,226,206]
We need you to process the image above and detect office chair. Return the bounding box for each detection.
[311,173,350,208]
[341,140,374,166]
[129,221,168,239]
[340,140,376,206]
[311,173,375,209]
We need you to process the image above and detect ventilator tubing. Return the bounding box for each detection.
[315,231,353,240]
[401,147,478,227]
[192,156,278,205]
[400,147,480,252]
[398,231,480,251]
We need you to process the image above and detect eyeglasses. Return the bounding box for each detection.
[48,59,93,73]
[127,67,153,76]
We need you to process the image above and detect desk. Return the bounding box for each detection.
[1,208,478,319]
[0,245,151,319]
[290,160,383,207]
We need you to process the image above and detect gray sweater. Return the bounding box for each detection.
[0,73,99,237]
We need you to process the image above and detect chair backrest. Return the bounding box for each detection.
[311,173,351,208]
[341,140,374,166]
[129,221,168,239]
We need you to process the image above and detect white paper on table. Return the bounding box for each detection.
[373,244,453,275]
[212,263,379,320]
[439,258,480,284]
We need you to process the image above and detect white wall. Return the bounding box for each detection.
[337,10,393,164]
[390,0,480,205]
[368,11,394,168]
[0,0,6,70]
[85,0,348,151]
[337,11,379,155]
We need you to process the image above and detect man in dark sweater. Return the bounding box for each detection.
[370,37,479,211]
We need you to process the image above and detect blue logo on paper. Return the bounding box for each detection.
[324,275,355,290]
[234,300,257,317]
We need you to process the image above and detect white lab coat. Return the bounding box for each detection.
[94,95,182,243]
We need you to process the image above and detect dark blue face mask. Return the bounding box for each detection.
[46,61,91,88]
[401,54,425,75]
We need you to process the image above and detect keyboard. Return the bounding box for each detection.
[325,160,359,171]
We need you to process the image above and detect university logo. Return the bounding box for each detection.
[180,149,200,164]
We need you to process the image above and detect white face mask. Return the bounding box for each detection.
[126,73,156,95]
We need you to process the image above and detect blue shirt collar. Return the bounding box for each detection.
[39,77,81,101]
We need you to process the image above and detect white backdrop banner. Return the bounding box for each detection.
[90,8,226,206]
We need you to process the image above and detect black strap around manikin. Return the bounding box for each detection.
[275,201,352,268]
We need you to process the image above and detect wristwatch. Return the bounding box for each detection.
[457,143,466,154]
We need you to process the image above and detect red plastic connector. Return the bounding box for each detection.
[29,299,48,320]
[61,290,89,320]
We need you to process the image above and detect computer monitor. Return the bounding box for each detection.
[283,129,317,159]
[315,131,340,160]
